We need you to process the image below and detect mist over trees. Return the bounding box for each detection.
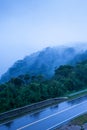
[0,60,87,113]
[1,45,87,83]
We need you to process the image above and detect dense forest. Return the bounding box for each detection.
[0,60,87,113]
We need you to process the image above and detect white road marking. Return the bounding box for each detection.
[17,100,87,130]
[47,110,87,130]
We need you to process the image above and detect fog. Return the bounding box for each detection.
[0,0,87,76]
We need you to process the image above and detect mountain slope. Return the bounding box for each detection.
[1,45,87,83]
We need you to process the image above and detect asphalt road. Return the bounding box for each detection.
[0,95,87,130]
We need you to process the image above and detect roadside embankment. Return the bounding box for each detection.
[56,113,87,130]
[0,97,67,123]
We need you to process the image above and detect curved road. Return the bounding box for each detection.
[0,95,87,130]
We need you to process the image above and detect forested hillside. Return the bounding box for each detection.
[1,46,87,84]
[0,46,77,83]
[0,60,87,113]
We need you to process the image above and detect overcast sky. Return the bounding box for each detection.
[0,0,87,76]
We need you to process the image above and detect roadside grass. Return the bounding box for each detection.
[70,113,87,125]
[56,114,87,130]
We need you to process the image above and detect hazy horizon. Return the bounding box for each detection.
[1,0,87,76]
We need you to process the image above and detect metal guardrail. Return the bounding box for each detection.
[68,89,87,97]
[0,97,67,122]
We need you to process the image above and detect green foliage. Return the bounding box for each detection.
[0,60,87,113]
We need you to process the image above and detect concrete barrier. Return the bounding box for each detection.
[0,97,67,122]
